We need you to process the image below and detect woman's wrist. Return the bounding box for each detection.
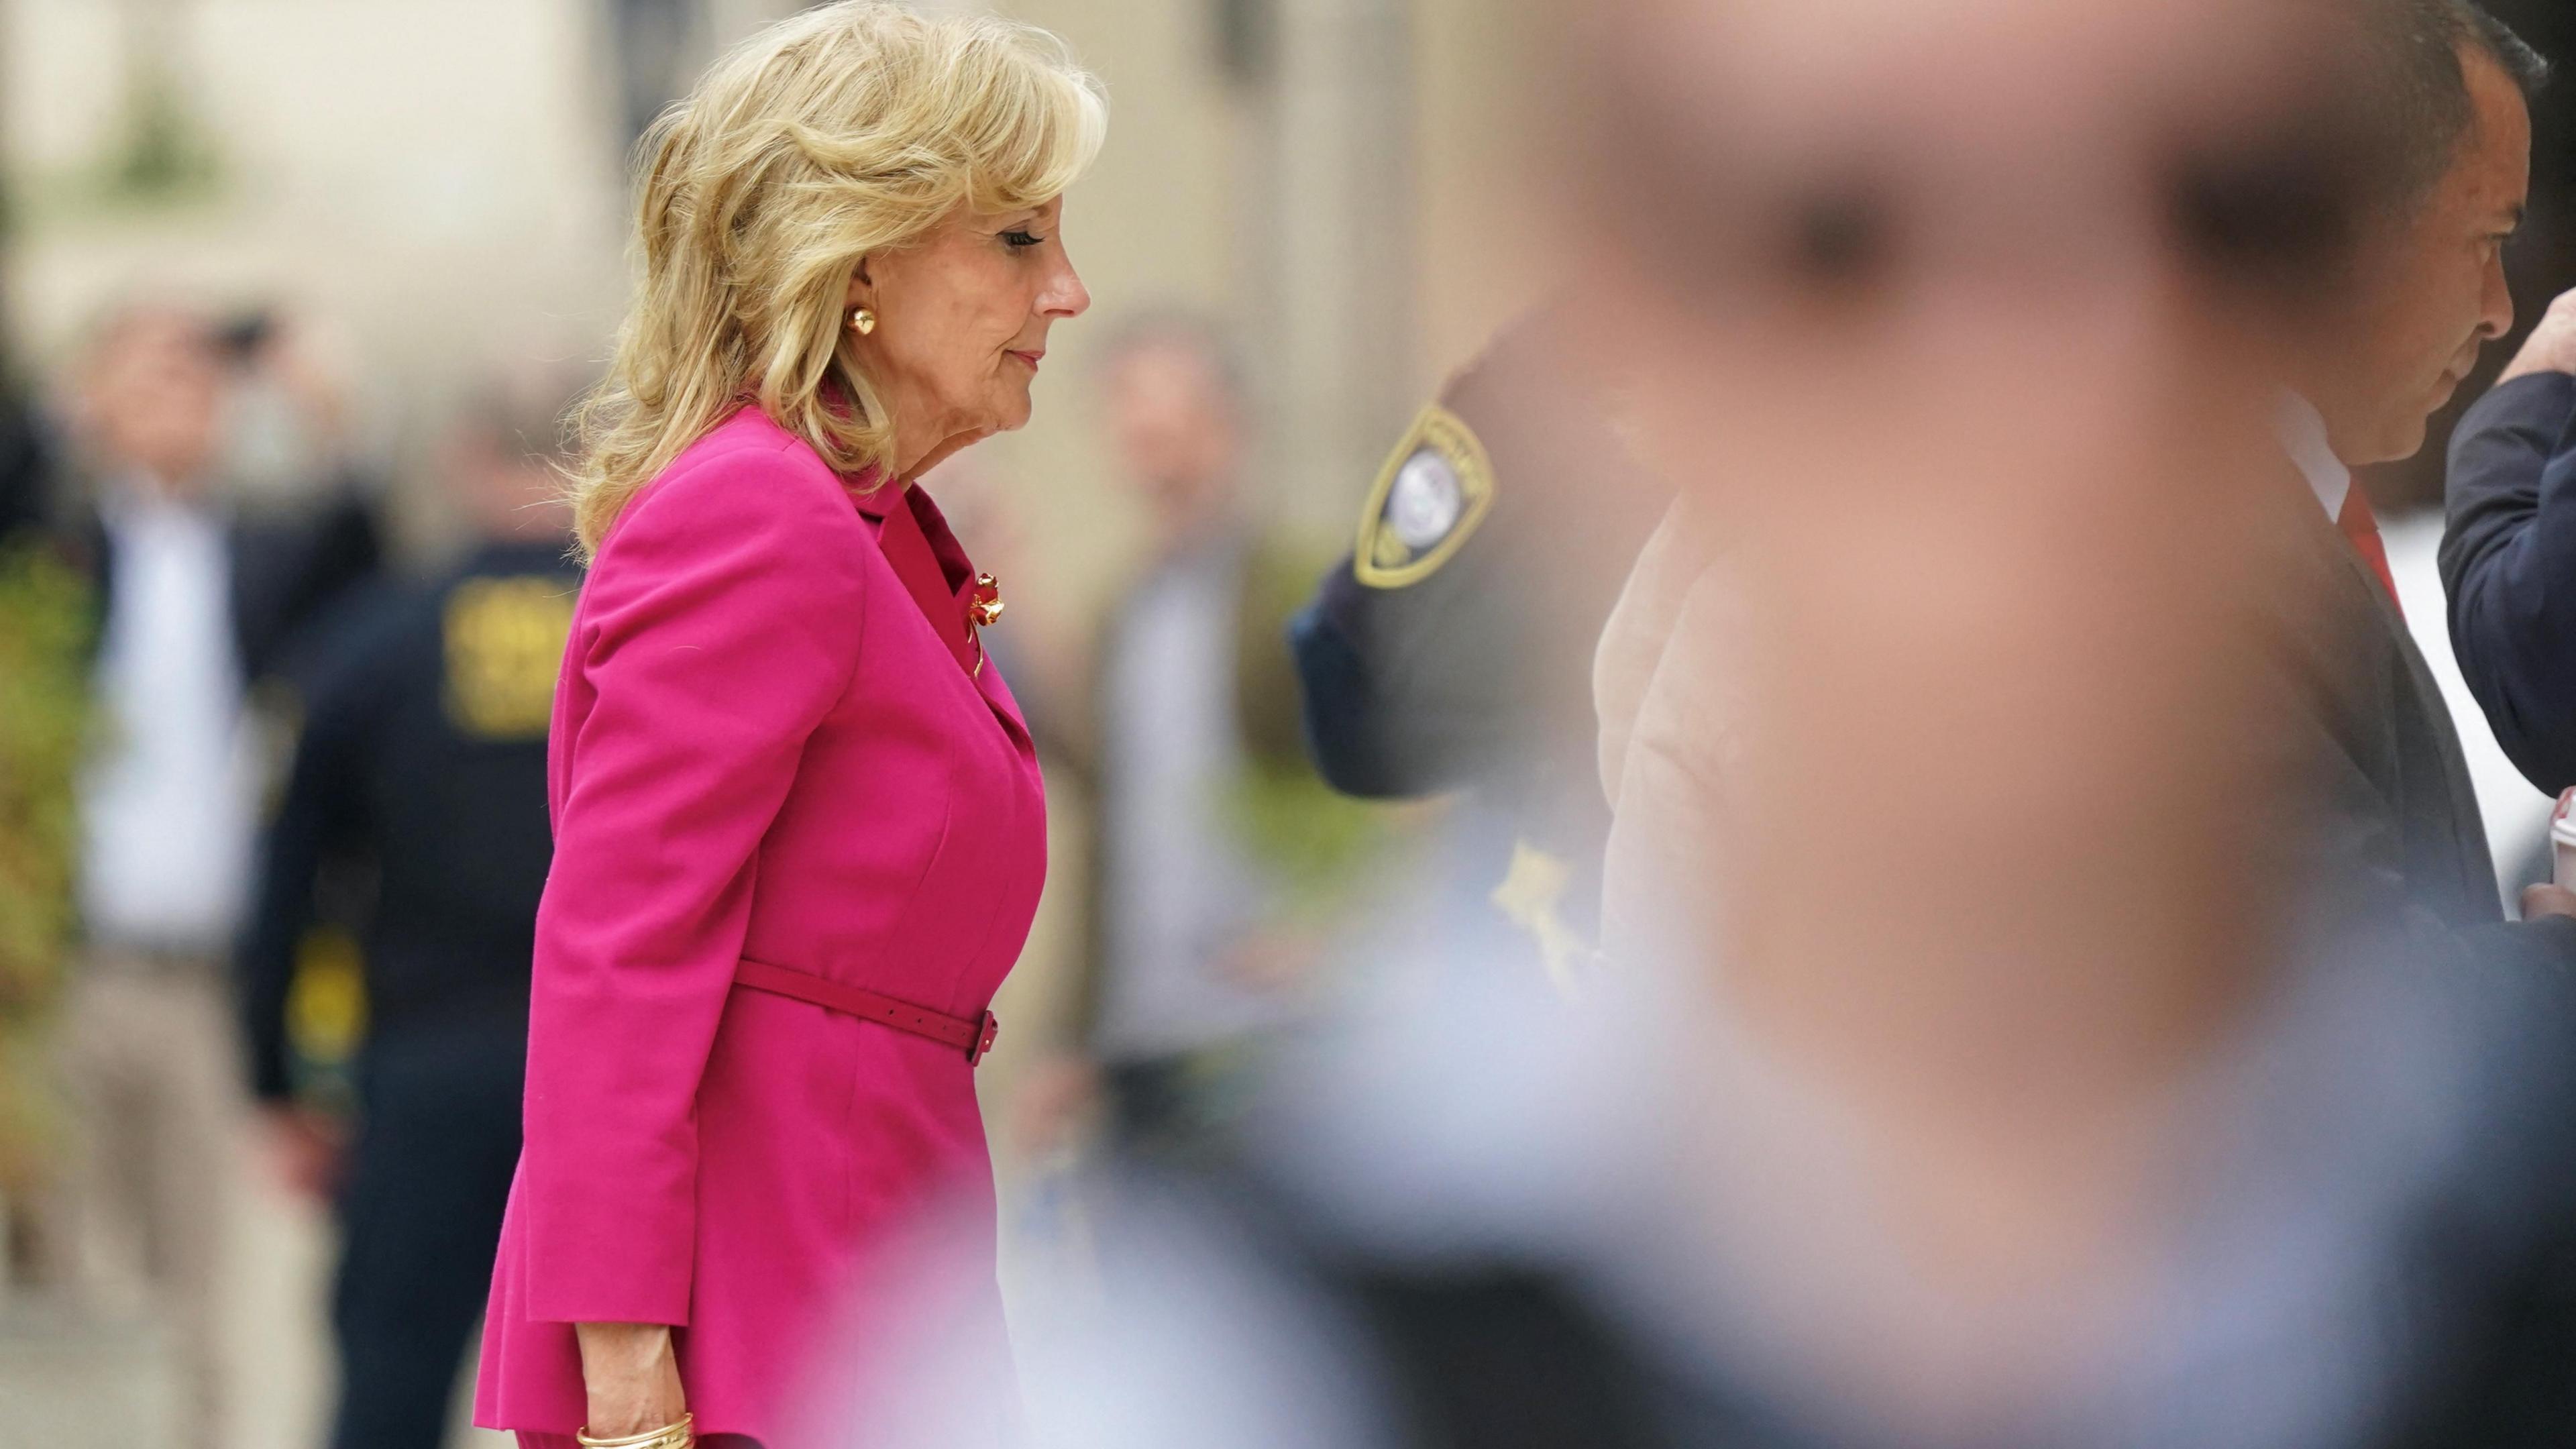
[574,1320,674,1368]
[573,1322,687,1440]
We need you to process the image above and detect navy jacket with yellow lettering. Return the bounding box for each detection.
[238,537,578,1101]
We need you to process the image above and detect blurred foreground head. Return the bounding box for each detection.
[1570,0,2380,1051]
[1564,0,2398,1422]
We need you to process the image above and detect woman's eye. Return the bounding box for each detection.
[1002,230,1044,249]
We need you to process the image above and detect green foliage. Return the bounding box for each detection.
[1223,760,1397,924]
[104,62,224,205]
[0,543,93,1192]
[15,61,227,228]
[1219,534,1407,923]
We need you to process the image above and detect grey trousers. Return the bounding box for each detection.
[55,955,241,1449]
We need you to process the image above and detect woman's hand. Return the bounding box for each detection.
[574,1322,687,1438]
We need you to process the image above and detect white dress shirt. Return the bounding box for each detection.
[1091,539,1289,1060]
[76,484,263,953]
[2279,393,2353,521]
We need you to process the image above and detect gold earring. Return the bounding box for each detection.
[851,308,877,336]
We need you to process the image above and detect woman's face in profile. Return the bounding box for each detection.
[857,195,1092,449]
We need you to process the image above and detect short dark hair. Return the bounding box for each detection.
[2359,1,2551,213]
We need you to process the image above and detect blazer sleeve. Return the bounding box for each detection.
[520,447,871,1326]
[2442,371,2576,795]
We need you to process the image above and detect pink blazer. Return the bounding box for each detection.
[475,407,1046,1441]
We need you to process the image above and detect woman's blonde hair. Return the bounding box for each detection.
[564,1,1107,557]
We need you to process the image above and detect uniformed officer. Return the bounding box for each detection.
[1289,303,1667,983]
[235,374,580,1449]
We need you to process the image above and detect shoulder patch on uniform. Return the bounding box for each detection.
[1353,402,1496,590]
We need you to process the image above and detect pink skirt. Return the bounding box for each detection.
[516,1438,761,1448]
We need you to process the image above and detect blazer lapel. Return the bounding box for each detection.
[871,489,980,676]
[849,477,1034,747]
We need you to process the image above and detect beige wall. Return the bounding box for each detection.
[1413,0,1559,371]
[3,0,631,394]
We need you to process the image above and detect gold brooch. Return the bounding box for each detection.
[969,572,1005,628]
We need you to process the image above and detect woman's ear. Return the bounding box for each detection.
[845,256,875,311]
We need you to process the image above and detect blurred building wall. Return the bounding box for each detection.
[1413,0,1554,370]
[1,0,631,421]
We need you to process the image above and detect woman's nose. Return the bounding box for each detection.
[1041,253,1091,320]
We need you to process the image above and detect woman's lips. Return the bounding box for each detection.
[1008,350,1044,372]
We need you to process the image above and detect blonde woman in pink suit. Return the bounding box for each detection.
[472,7,1102,1447]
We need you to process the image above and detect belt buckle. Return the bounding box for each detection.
[967,1010,1000,1065]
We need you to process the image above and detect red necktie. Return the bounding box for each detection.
[2337,483,2403,619]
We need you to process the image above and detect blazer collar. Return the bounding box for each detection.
[845,464,900,521]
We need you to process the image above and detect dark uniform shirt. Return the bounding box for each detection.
[239,537,577,1100]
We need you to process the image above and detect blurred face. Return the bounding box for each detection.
[1560,0,2368,1421]
[85,309,223,495]
[2316,47,2530,465]
[449,431,570,543]
[853,195,1092,470]
[1575,0,2340,899]
[1570,0,2354,1147]
[1106,340,1240,526]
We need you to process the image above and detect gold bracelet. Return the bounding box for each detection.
[576,1413,693,1449]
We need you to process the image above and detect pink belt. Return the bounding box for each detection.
[733,958,1000,1065]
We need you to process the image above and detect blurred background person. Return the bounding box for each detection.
[235,366,579,1449]
[1040,313,1377,1159]
[212,308,387,521]
[2443,283,2576,797]
[46,301,377,1449]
